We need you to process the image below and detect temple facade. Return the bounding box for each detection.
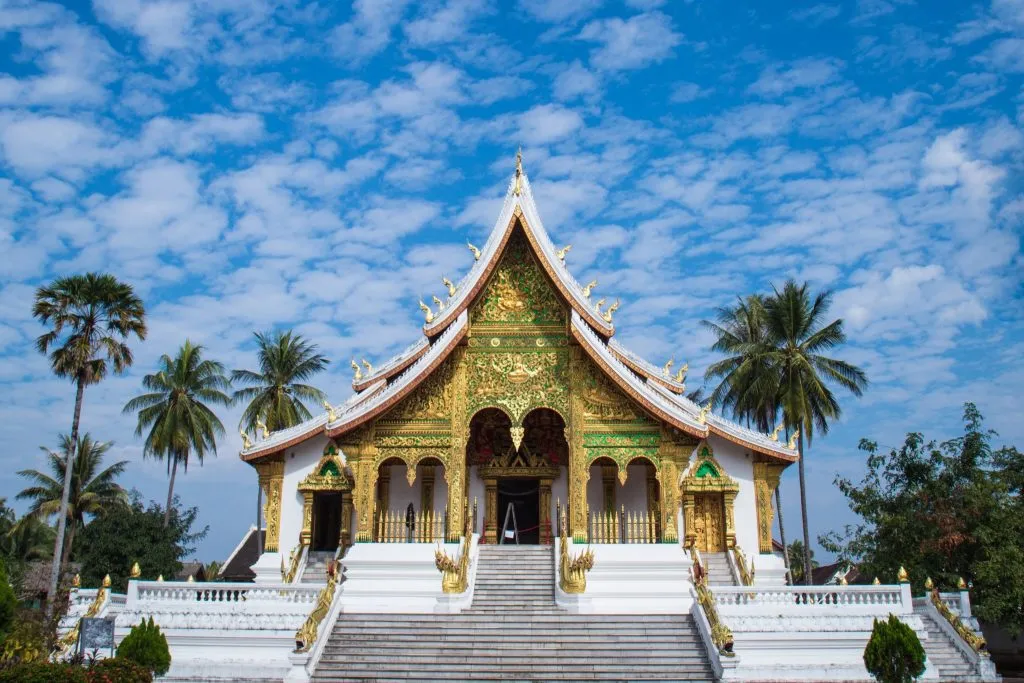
[240,154,796,585]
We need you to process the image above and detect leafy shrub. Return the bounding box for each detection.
[87,657,153,683]
[864,614,927,683]
[0,563,15,643]
[0,610,50,665]
[116,618,170,676]
[0,661,88,683]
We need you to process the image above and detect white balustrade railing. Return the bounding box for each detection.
[714,584,911,616]
[134,581,320,605]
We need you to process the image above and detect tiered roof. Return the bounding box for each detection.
[240,160,798,463]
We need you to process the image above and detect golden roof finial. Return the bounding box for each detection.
[239,429,252,450]
[419,300,435,323]
[897,566,909,583]
[674,362,688,383]
[467,242,481,260]
[770,423,784,442]
[442,276,456,297]
[130,561,141,579]
[157,574,164,582]
[350,359,363,381]
[323,400,336,422]
[662,359,674,377]
[582,280,597,298]
[102,574,111,588]
[513,146,523,196]
[432,295,446,311]
[601,299,620,323]
[361,359,373,374]
[556,244,572,261]
[595,297,606,311]
[698,402,712,424]
[788,428,800,450]
[255,416,269,440]
[187,574,195,583]
[839,575,848,586]
[872,576,880,585]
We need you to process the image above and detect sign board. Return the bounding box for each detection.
[79,617,115,655]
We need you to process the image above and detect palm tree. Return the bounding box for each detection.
[123,341,231,526]
[32,273,146,611]
[4,516,56,564]
[232,330,329,434]
[16,434,128,566]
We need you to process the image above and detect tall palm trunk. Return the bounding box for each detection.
[797,431,813,584]
[47,376,85,618]
[164,454,179,527]
[775,486,790,583]
[61,523,77,568]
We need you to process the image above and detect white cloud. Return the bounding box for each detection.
[404,0,490,47]
[552,60,600,101]
[519,0,603,23]
[578,11,682,71]
[517,104,584,144]
[670,81,711,103]
[92,0,195,57]
[748,58,843,97]
[0,115,115,178]
[789,4,841,24]
[330,0,410,62]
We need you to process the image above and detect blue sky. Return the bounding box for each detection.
[0,0,1021,564]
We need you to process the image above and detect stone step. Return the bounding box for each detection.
[315,669,714,682]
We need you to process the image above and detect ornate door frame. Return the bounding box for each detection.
[679,441,740,550]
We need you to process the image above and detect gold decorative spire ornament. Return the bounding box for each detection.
[102,574,111,588]
[256,416,269,440]
[361,359,373,374]
[674,362,688,383]
[582,280,597,298]
[467,242,481,260]
[187,574,195,583]
[442,276,456,297]
[787,428,800,450]
[72,573,80,588]
[432,295,446,311]
[556,244,572,261]
[157,574,164,582]
[595,297,606,312]
[770,423,784,442]
[898,566,909,583]
[924,576,934,590]
[698,402,711,425]
[419,300,435,323]
[958,577,967,590]
[350,359,363,380]
[872,577,880,585]
[601,299,620,323]
[513,146,523,196]
[663,359,674,377]
[239,430,253,450]
[130,562,141,579]
[839,575,848,586]
[323,401,337,422]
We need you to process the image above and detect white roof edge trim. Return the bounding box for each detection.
[358,337,429,385]
[423,169,612,335]
[570,312,706,433]
[222,525,258,566]
[328,311,468,432]
[241,413,329,457]
[646,380,797,458]
[608,338,687,389]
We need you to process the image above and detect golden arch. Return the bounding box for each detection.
[679,440,739,551]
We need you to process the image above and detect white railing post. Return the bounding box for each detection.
[958,588,973,619]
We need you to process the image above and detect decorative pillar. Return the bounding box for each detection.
[340,491,352,550]
[540,478,553,545]
[567,347,590,542]
[753,462,785,553]
[723,491,737,549]
[377,468,391,515]
[254,458,284,552]
[350,436,379,543]
[682,494,696,548]
[446,349,469,542]
[646,463,660,539]
[300,491,314,546]
[483,478,498,544]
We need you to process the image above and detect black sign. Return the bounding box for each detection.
[79,617,115,653]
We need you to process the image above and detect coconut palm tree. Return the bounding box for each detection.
[16,434,128,566]
[4,515,55,564]
[232,330,329,434]
[123,341,231,526]
[32,273,146,610]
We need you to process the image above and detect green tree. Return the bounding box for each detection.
[822,403,1024,634]
[0,561,16,642]
[704,282,867,584]
[76,492,207,592]
[3,516,55,565]
[863,614,926,683]
[117,617,171,676]
[786,540,819,584]
[232,330,329,434]
[16,435,127,567]
[32,272,146,612]
[123,341,231,527]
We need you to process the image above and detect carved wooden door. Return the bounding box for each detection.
[693,493,726,553]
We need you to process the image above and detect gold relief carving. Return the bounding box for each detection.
[254,459,284,552]
[577,357,648,422]
[470,231,565,327]
[446,348,469,542]
[301,491,314,546]
[466,350,567,422]
[376,434,450,448]
[753,462,784,554]
[382,359,453,422]
[680,441,740,550]
[567,347,590,540]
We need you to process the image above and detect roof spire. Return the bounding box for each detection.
[513,146,523,196]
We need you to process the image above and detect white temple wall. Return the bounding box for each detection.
[706,435,759,554]
[279,435,330,556]
[430,466,448,513]
[467,465,485,535]
[586,466,603,510]
[550,471,567,531]
[384,464,416,512]
[620,463,649,510]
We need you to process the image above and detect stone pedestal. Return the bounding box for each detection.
[251,552,284,584]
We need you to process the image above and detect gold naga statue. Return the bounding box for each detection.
[432,295,446,312]
[239,430,253,449]
[556,244,572,261]
[467,242,481,260]
[674,362,688,383]
[601,299,620,323]
[582,280,597,298]
[255,417,269,440]
[419,300,435,323]
[663,359,674,377]
[361,359,373,375]
[350,359,363,381]
[442,276,456,297]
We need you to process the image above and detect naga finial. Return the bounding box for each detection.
[432,295,446,311]
[442,276,456,297]
[662,359,674,377]
[467,242,481,261]
[255,416,269,440]
[323,400,336,422]
[582,280,597,298]
[674,362,688,383]
[419,300,435,323]
[556,244,572,261]
[350,358,363,381]
[788,428,800,450]
[102,574,111,588]
[698,402,711,425]
[897,566,909,583]
[770,423,783,442]
[601,298,620,323]
[130,561,141,579]
[595,297,606,312]
[513,146,523,196]
[362,359,373,374]
[239,429,253,450]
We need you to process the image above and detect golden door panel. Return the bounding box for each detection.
[693,493,726,553]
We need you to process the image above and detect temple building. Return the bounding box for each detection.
[69,156,998,683]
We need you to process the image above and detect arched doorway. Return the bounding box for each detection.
[374,456,447,543]
[585,455,662,543]
[680,442,739,552]
[298,446,352,554]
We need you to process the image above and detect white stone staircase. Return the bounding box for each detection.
[702,552,737,586]
[914,603,1000,682]
[301,550,335,584]
[313,544,714,681]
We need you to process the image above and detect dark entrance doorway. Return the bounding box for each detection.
[497,478,540,544]
[312,492,342,551]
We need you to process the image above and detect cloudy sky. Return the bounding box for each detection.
[0,0,1021,564]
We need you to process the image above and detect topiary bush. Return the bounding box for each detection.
[116,618,170,676]
[864,614,927,683]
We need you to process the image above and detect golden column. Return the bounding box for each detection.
[483,478,498,544]
[254,458,284,552]
[445,349,469,542]
[345,429,379,543]
[539,478,554,545]
[657,429,688,545]
[567,348,590,542]
[753,462,785,553]
[300,491,314,546]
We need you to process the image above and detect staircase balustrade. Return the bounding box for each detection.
[731,546,755,586]
[690,547,734,657]
[557,501,594,593]
[295,562,340,652]
[376,508,446,543]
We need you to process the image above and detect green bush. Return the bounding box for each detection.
[0,661,88,683]
[87,657,153,683]
[864,614,927,683]
[116,618,170,676]
[0,563,15,643]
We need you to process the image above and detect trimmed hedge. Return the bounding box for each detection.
[0,658,152,683]
[864,614,927,683]
[116,618,170,676]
